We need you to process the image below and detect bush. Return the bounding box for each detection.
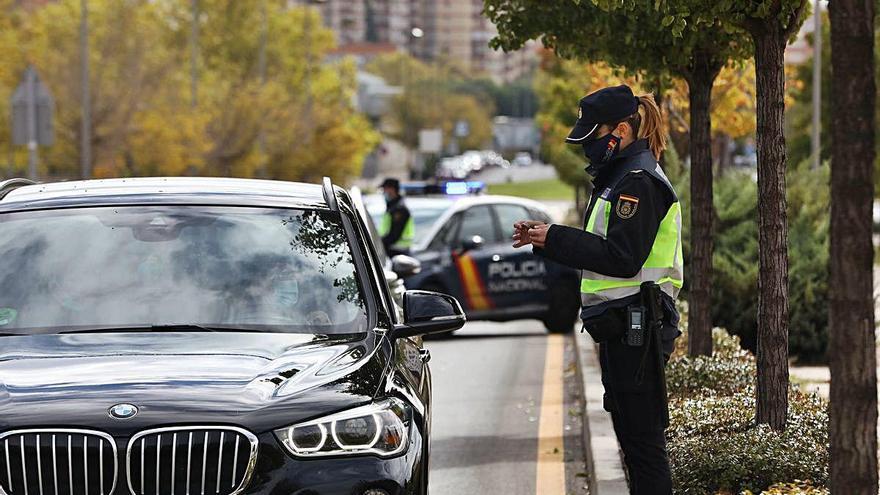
[667,328,755,398]
[746,481,830,495]
[666,329,830,494]
[675,161,830,361]
[668,390,828,494]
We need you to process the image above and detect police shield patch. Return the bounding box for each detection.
[616,194,639,219]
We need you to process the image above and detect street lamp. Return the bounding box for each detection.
[80,0,91,179]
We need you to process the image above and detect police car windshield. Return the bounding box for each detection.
[408,198,456,244]
[0,206,368,336]
[367,196,454,246]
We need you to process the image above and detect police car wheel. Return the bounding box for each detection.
[543,285,578,334]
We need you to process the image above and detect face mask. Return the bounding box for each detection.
[582,132,621,173]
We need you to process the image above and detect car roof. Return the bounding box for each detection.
[0,177,335,212]
[364,193,549,211]
[365,193,553,251]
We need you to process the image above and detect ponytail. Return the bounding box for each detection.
[634,93,667,160]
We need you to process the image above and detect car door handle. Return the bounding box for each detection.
[492,254,503,262]
[419,349,431,363]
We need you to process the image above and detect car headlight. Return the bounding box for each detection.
[275,398,411,457]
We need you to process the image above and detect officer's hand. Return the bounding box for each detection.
[512,220,545,248]
[528,224,550,248]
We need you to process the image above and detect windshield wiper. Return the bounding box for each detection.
[58,324,265,334]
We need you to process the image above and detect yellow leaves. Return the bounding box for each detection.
[666,60,757,139]
[0,0,379,183]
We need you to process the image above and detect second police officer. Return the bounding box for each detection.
[513,85,682,495]
[378,177,415,256]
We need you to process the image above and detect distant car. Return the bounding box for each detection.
[480,150,510,169]
[512,152,533,167]
[365,189,580,333]
[0,176,466,495]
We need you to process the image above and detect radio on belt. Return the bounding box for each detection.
[626,305,646,347]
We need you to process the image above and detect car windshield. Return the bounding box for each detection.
[366,196,454,245]
[0,206,368,335]
[410,202,454,244]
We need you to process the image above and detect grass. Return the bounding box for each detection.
[487,178,575,201]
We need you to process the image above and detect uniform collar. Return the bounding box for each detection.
[613,138,650,162]
[588,139,651,181]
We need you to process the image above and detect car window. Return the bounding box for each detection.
[458,206,499,244]
[0,206,369,335]
[493,204,532,240]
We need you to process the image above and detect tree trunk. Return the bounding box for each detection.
[829,0,878,491]
[686,68,718,357]
[752,28,790,432]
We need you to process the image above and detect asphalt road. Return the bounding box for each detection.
[426,320,590,495]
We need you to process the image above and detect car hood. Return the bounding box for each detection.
[0,332,390,435]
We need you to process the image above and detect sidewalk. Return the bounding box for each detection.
[789,266,880,398]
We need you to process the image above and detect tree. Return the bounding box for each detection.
[2,0,379,182]
[657,0,809,431]
[0,1,26,175]
[486,0,751,357]
[18,0,190,177]
[828,0,878,491]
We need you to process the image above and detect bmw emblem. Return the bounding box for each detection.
[109,403,139,420]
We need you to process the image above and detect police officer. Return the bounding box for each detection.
[513,85,682,495]
[378,178,415,256]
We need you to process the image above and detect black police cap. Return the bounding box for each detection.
[380,178,401,190]
[565,85,639,144]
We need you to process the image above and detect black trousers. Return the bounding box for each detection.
[596,324,672,495]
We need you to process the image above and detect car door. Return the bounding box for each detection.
[451,205,501,313]
[487,203,550,308]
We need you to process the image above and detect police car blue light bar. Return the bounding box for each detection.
[443,181,485,195]
[399,181,485,196]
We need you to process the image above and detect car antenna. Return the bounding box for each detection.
[0,178,37,200]
[322,176,340,212]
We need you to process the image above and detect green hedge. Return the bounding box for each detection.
[674,160,830,362]
[667,329,829,494]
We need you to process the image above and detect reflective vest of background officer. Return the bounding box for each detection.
[378,177,415,256]
[513,85,682,495]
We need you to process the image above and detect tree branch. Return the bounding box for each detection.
[783,0,808,39]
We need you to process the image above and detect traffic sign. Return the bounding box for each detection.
[12,66,54,147]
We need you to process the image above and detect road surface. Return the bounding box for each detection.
[427,320,590,495]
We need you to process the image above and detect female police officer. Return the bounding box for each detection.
[513,85,682,495]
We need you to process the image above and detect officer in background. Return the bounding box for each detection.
[378,178,415,256]
[512,85,682,495]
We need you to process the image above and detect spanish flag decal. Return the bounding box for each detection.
[454,253,494,311]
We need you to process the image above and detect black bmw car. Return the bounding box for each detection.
[0,177,465,495]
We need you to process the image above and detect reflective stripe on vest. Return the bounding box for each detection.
[580,171,683,308]
[380,211,415,249]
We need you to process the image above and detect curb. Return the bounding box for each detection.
[573,333,629,495]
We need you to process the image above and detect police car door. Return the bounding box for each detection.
[452,205,500,313]
[488,203,549,308]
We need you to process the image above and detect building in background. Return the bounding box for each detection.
[292,0,537,82]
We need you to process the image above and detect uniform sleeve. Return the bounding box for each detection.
[536,173,672,277]
[381,206,411,248]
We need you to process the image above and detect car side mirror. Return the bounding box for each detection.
[391,254,422,278]
[392,290,466,339]
[460,235,484,253]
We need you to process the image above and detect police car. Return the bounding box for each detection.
[365,182,581,333]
